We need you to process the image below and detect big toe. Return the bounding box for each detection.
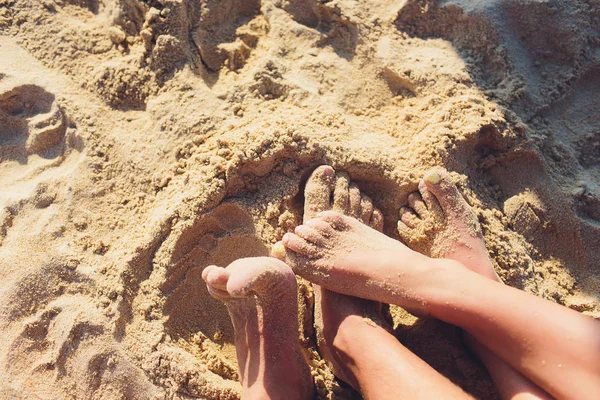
[203,265,230,290]
[203,265,231,300]
[422,169,471,217]
[225,257,296,298]
[304,165,336,221]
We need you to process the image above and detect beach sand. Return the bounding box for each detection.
[0,0,599,398]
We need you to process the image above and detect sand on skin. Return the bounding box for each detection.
[0,0,599,399]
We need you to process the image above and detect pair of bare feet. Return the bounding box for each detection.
[202,165,508,398]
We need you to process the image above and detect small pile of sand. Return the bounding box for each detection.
[1,0,599,398]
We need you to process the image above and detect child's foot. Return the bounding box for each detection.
[296,165,387,387]
[202,257,314,399]
[397,169,500,282]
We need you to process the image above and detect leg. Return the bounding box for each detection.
[288,165,471,399]
[398,169,552,400]
[465,335,554,400]
[202,257,314,400]
[297,165,382,384]
[278,212,600,400]
[322,298,473,400]
[431,268,600,400]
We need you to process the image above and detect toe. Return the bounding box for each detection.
[204,266,230,290]
[305,218,336,237]
[369,208,384,232]
[202,264,216,281]
[304,165,336,221]
[397,220,412,243]
[226,257,296,297]
[360,194,374,224]
[282,246,319,280]
[333,172,350,213]
[417,179,443,217]
[423,169,484,239]
[203,265,232,300]
[348,183,362,218]
[407,192,427,218]
[271,241,287,260]
[422,169,471,217]
[283,232,321,257]
[295,224,327,246]
[399,206,420,228]
[316,210,350,230]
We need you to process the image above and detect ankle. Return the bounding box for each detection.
[422,262,483,321]
[241,349,312,399]
[393,257,465,316]
[384,256,462,314]
[330,313,378,346]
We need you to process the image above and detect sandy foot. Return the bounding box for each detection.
[398,169,553,399]
[277,204,449,316]
[303,165,383,228]
[202,257,314,399]
[397,169,500,282]
[298,165,386,387]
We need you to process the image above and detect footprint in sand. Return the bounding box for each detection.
[158,203,270,380]
[0,78,71,245]
[0,81,67,161]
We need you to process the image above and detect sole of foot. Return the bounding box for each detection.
[202,257,314,400]
[280,210,444,314]
[294,165,387,388]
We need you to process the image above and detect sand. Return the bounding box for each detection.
[0,0,599,398]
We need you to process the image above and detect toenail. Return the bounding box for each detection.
[271,242,286,259]
[305,220,313,226]
[424,171,441,185]
[323,167,334,176]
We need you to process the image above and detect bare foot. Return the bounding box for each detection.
[202,257,314,399]
[276,208,459,316]
[398,169,552,400]
[397,169,500,282]
[296,165,386,388]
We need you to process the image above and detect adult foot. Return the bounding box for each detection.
[297,165,386,388]
[302,165,383,228]
[398,170,554,400]
[202,257,314,400]
[276,209,458,316]
[397,169,500,282]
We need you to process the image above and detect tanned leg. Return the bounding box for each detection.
[281,165,472,399]
[202,257,314,399]
[398,169,552,400]
[278,211,600,400]
[430,266,600,400]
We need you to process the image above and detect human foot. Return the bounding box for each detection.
[397,169,500,282]
[202,257,314,399]
[297,165,387,387]
[276,209,457,315]
[302,165,384,228]
[398,170,555,400]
